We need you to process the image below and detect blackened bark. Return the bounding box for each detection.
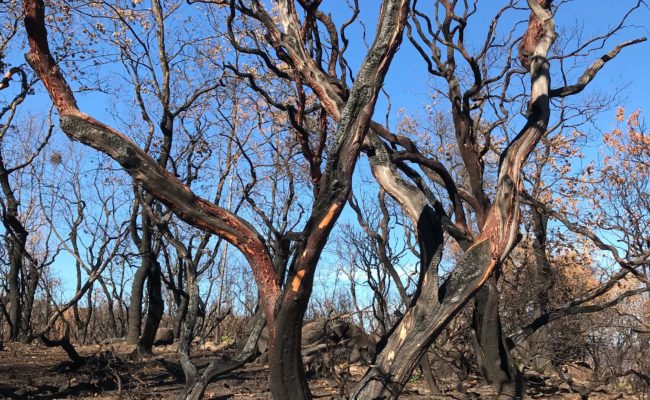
[173,295,189,339]
[81,288,93,344]
[6,237,22,340]
[472,274,524,398]
[268,301,312,400]
[354,238,489,400]
[128,199,165,355]
[468,2,555,390]
[130,208,164,357]
[98,277,119,337]
[350,183,442,395]
[178,258,201,399]
[266,237,309,399]
[450,101,490,225]
[135,255,164,355]
[19,263,39,342]
[361,131,449,397]
[39,326,86,367]
[1,153,28,341]
[127,258,147,344]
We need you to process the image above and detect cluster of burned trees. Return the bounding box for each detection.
[1,0,649,399]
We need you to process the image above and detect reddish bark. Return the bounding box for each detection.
[518,0,553,69]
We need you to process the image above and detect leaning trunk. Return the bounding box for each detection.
[354,239,492,399]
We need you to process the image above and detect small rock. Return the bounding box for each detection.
[153,328,174,346]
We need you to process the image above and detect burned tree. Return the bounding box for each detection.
[23,0,408,398]
[18,0,648,398]
[0,29,54,341]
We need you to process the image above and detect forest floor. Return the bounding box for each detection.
[0,341,644,399]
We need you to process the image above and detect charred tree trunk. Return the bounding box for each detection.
[356,134,445,398]
[98,277,119,338]
[264,2,409,397]
[468,2,556,392]
[127,198,148,345]
[173,295,188,339]
[1,156,28,342]
[350,189,442,396]
[353,238,493,400]
[178,261,200,399]
[472,274,524,398]
[128,198,165,356]
[130,208,164,357]
[267,293,312,400]
[19,262,40,342]
[6,236,23,341]
[264,236,309,399]
[0,64,33,344]
[352,2,556,397]
[39,326,86,368]
[81,284,94,344]
[136,255,164,355]
[127,258,147,344]
[7,245,21,340]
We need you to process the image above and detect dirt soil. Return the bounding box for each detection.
[0,342,643,399]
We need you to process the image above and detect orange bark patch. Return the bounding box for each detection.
[318,204,340,229]
[477,258,497,289]
[291,269,306,292]
[518,0,552,69]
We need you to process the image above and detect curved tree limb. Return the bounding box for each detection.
[549,38,647,98]
[22,0,281,316]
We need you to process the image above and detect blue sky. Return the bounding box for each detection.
[4,1,649,304]
[377,1,649,131]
